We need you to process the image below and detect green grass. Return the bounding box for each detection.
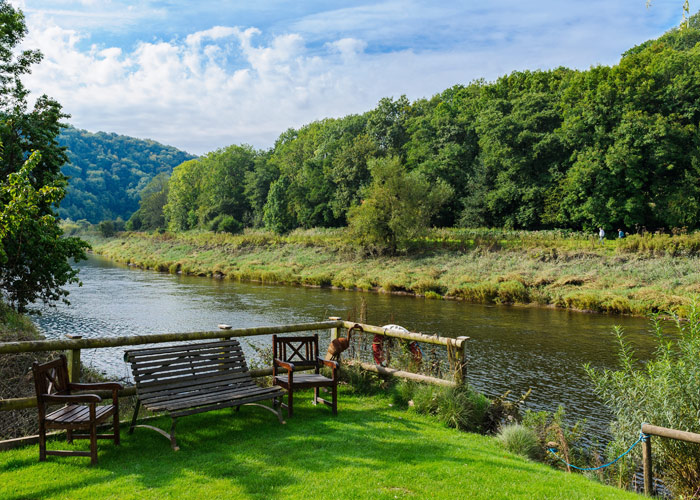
[81,228,700,316]
[0,389,638,500]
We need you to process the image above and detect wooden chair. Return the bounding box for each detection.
[32,355,122,465]
[272,334,338,417]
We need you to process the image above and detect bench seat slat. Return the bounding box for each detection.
[147,385,283,412]
[140,378,259,404]
[135,370,253,393]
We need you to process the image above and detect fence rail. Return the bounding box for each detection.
[640,423,700,496]
[0,318,469,413]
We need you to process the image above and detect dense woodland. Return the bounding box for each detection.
[115,17,700,249]
[58,127,195,223]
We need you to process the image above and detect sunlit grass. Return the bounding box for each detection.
[0,389,638,500]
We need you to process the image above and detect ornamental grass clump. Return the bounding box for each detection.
[585,302,700,497]
[497,424,540,460]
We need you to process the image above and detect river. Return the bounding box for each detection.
[33,254,658,438]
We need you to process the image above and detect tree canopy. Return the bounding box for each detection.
[0,1,89,312]
[127,12,700,238]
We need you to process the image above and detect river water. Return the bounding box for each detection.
[33,254,658,438]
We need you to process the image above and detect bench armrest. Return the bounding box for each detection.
[43,393,101,404]
[274,359,295,372]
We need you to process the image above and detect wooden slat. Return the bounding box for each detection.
[136,371,253,394]
[155,385,281,412]
[128,344,245,367]
[142,379,258,406]
[131,350,245,373]
[133,357,247,380]
[125,339,240,359]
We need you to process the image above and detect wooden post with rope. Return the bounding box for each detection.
[326,317,342,360]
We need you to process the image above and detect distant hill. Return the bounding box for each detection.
[57,126,196,223]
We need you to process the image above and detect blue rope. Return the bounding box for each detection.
[547,424,649,472]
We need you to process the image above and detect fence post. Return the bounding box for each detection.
[65,334,82,383]
[642,434,653,496]
[454,336,469,385]
[329,317,341,342]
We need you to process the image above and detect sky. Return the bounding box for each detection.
[10,0,694,155]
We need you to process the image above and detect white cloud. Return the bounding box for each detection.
[16,1,687,154]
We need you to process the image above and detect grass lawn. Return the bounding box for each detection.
[0,389,639,500]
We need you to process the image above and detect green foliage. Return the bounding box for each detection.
[497,424,540,460]
[58,126,195,223]
[522,405,589,470]
[411,383,490,433]
[585,306,700,496]
[347,156,453,254]
[263,176,295,234]
[0,4,88,312]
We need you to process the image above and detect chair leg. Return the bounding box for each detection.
[332,384,338,416]
[170,418,179,451]
[287,388,294,418]
[90,421,98,465]
[38,421,46,462]
[129,400,141,434]
[313,387,319,405]
[114,410,120,446]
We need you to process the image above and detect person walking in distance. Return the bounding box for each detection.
[598,227,605,244]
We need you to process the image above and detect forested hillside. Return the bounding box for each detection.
[127,16,700,251]
[58,127,195,223]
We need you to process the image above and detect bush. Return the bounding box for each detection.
[585,304,700,497]
[522,405,588,469]
[497,424,540,460]
[412,384,490,433]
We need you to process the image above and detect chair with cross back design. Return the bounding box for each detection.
[272,334,338,417]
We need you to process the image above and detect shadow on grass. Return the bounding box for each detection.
[2,391,549,500]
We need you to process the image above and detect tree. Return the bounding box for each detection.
[347,156,453,254]
[0,153,88,312]
[0,2,88,312]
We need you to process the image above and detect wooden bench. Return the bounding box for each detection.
[125,339,285,451]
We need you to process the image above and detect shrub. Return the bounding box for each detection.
[412,384,490,433]
[496,280,529,304]
[585,304,700,497]
[522,406,588,469]
[497,424,540,460]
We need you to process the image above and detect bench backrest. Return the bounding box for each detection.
[125,339,255,396]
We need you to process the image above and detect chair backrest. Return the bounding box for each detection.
[32,355,71,405]
[272,334,320,369]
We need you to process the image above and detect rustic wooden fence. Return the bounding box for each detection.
[640,423,700,496]
[0,318,468,447]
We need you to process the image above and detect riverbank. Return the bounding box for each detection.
[85,228,700,317]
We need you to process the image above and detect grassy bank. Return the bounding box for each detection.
[85,228,700,316]
[0,388,638,500]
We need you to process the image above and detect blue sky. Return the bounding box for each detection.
[12,1,693,154]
